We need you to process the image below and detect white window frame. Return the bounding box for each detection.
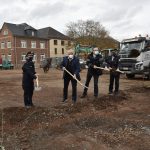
[2,54,5,60]
[21,40,27,48]
[1,42,5,49]
[40,54,45,61]
[31,41,36,48]
[7,54,12,61]
[7,41,11,48]
[33,54,37,62]
[32,31,35,36]
[3,30,8,35]
[40,42,45,49]
[21,54,26,62]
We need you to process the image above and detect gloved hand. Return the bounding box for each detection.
[73,74,76,79]
[89,64,94,68]
[93,65,97,68]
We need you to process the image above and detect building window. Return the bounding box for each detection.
[54,40,57,45]
[68,41,71,46]
[33,54,37,62]
[40,54,45,61]
[21,40,27,48]
[7,42,11,48]
[3,30,8,35]
[21,54,26,62]
[7,54,12,61]
[32,31,35,36]
[62,48,64,54]
[1,42,5,49]
[31,41,36,48]
[2,54,5,60]
[40,42,45,49]
[61,40,64,46]
[54,48,57,54]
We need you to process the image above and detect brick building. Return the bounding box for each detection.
[0,22,70,68]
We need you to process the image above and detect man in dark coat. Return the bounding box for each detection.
[81,47,103,98]
[61,49,80,104]
[22,51,37,108]
[105,51,120,94]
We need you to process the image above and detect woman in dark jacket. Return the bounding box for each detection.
[22,51,37,108]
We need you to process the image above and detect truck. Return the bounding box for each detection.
[119,36,150,79]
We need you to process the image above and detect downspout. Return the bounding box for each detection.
[48,39,50,57]
[14,36,17,68]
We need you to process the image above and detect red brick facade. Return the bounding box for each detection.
[0,23,49,68]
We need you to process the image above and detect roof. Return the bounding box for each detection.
[2,22,70,40]
[38,27,70,40]
[4,22,37,37]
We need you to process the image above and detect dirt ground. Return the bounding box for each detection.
[0,68,150,150]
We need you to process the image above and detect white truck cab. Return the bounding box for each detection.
[119,36,150,79]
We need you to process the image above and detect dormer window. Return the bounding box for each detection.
[3,29,8,35]
[32,31,35,36]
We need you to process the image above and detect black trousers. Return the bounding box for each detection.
[109,72,120,92]
[83,72,99,97]
[23,85,34,106]
[63,76,77,102]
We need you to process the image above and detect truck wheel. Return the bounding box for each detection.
[126,74,135,79]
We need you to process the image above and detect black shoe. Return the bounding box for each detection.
[108,91,113,95]
[80,94,87,98]
[62,99,67,102]
[25,106,32,109]
[114,91,119,95]
[71,101,76,106]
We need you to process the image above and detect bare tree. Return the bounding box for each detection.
[66,20,118,49]
[66,20,108,39]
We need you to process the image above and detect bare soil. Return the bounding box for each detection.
[0,69,150,150]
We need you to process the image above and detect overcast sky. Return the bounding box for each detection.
[0,0,150,41]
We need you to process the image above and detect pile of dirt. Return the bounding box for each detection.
[0,91,134,150]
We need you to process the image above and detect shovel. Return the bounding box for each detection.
[64,68,88,89]
[94,65,110,71]
[35,75,42,91]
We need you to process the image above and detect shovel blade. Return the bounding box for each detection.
[35,87,42,91]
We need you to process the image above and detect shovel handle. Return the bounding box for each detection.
[94,65,110,71]
[64,68,88,89]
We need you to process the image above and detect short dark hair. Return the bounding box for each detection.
[26,51,34,57]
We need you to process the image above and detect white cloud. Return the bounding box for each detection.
[0,0,150,41]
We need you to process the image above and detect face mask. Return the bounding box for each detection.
[94,51,99,55]
[68,54,73,59]
[112,53,117,57]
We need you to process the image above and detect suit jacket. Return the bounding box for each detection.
[61,56,80,80]
[86,53,103,75]
[105,55,120,69]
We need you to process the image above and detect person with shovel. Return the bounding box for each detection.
[80,47,103,99]
[61,49,80,105]
[105,50,120,95]
[22,51,37,108]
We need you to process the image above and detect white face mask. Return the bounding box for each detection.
[68,54,73,59]
[94,51,99,55]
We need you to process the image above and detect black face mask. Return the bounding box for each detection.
[112,53,117,57]
[26,56,33,61]
[29,57,33,61]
